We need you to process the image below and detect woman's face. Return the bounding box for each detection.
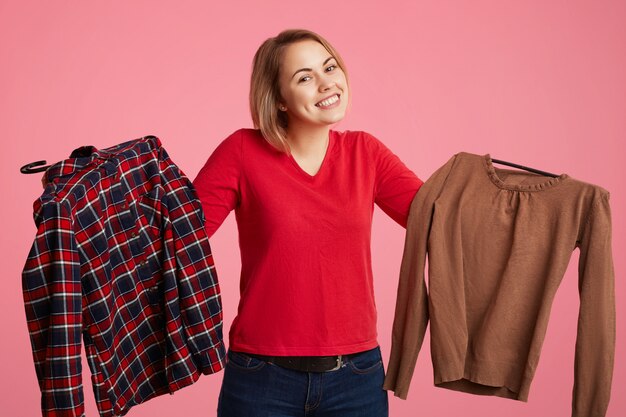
[277,39,348,130]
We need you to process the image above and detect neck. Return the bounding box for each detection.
[286,124,331,155]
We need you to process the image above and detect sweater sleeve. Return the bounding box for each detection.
[572,192,615,417]
[383,153,458,400]
[192,130,243,238]
[366,132,423,228]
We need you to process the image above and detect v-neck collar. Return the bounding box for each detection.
[287,130,336,182]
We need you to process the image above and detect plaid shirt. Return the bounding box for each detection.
[22,136,226,417]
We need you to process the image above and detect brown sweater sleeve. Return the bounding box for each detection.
[383,154,459,399]
[572,193,615,417]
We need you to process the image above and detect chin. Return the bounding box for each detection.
[331,113,347,123]
[320,117,344,126]
[325,110,347,123]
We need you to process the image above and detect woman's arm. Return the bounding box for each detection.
[367,132,423,228]
[192,129,243,238]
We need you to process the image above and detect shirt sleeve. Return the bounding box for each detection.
[365,132,423,228]
[192,130,243,238]
[158,145,227,375]
[383,153,458,400]
[22,200,84,417]
[572,192,615,417]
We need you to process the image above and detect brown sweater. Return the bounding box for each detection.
[383,152,615,417]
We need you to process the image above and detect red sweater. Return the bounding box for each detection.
[193,128,422,355]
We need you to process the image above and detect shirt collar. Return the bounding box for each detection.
[43,144,117,185]
[42,135,162,186]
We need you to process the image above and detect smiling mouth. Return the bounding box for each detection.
[315,94,340,107]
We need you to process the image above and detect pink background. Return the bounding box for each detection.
[1,1,624,416]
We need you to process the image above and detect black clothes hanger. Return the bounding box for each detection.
[20,145,96,174]
[491,158,559,178]
[20,160,51,174]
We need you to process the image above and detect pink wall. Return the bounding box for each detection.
[2,1,624,416]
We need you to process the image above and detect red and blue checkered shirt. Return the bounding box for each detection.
[22,136,226,417]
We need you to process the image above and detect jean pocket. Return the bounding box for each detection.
[347,347,383,374]
[227,350,266,372]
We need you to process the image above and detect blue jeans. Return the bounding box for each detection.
[217,346,389,417]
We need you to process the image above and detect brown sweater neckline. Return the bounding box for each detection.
[483,154,569,191]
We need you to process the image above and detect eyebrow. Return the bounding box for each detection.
[291,56,336,79]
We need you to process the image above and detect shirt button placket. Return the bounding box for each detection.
[126,200,144,261]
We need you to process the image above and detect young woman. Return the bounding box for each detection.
[193,28,423,417]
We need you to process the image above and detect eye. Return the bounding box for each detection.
[299,75,311,83]
[326,65,336,72]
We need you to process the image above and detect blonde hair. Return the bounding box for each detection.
[249,29,349,153]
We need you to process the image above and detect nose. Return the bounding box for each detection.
[319,76,335,92]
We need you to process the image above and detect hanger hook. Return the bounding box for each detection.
[20,160,51,174]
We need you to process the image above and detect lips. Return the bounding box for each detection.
[315,94,340,107]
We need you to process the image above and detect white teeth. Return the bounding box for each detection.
[316,94,339,107]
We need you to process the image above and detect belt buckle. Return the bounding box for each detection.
[327,355,343,372]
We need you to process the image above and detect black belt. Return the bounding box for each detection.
[239,348,372,372]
